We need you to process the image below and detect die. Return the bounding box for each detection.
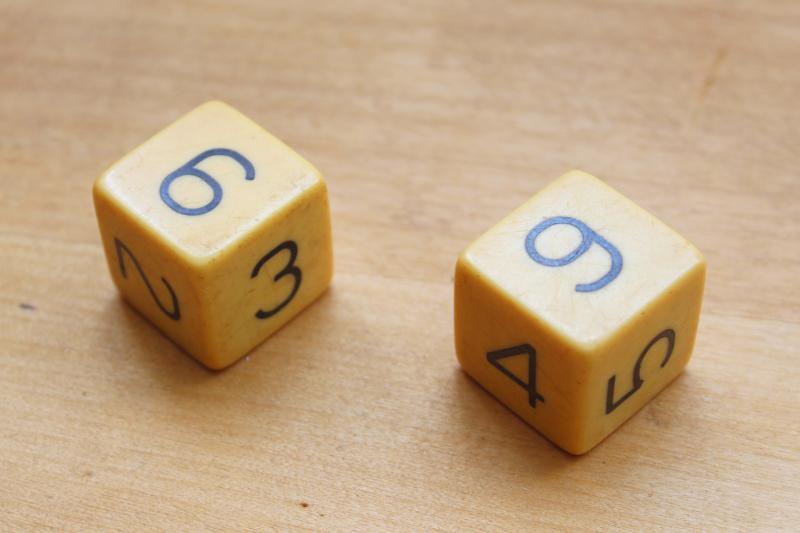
[93,101,333,369]
[454,170,705,454]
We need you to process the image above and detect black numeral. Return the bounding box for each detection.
[606,329,675,414]
[251,240,302,319]
[114,238,180,321]
[487,344,545,408]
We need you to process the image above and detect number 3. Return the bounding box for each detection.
[251,241,302,319]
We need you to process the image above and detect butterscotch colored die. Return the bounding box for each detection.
[454,170,705,454]
[93,101,333,369]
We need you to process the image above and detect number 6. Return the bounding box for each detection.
[160,148,255,216]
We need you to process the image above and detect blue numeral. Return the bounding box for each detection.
[525,216,623,292]
[160,148,255,216]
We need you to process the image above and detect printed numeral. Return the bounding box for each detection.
[605,329,675,414]
[114,238,180,320]
[160,148,255,216]
[251,240,302,319]
[487,344,545,408]
[525,216,623,292]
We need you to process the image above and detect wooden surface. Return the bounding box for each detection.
[1,1,798,530]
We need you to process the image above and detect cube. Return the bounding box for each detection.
[93,101,333,369]
[454,170,705,454]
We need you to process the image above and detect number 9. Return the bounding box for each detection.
[525,216,623,292]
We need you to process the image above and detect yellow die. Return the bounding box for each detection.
[93,101,333,369]
[454,170,705,454]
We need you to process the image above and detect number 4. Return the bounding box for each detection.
[487,344,545,408]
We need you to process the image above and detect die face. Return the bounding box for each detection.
[455,170,706,454]
[463,170,703,348]
[455,258,590,452]
[583,262,705,452]
[93,101,333,369]
[94,188,210,359]
[200,182,333,369]
[96,100,323,262]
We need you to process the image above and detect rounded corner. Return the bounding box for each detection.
[197,99,235,113]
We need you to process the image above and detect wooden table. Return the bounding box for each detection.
[1,1,798,530]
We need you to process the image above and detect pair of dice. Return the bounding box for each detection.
[94,101,705,454]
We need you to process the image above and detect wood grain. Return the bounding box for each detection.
[1,0,798,530]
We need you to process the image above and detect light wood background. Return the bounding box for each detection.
[1,1,798,531]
